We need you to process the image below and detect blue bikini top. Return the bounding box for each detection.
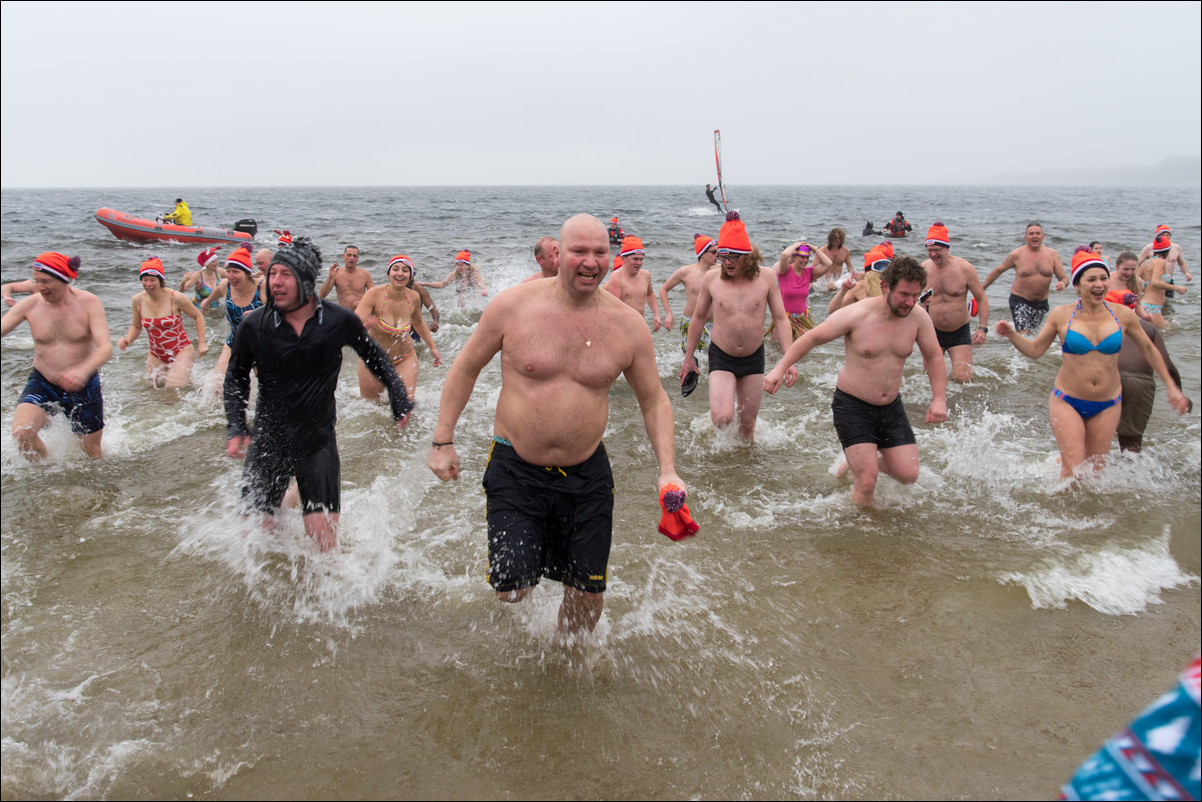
[1062,302,1122,356]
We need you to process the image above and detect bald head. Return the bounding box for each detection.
[253,249,273,273]
[559,213,606,245]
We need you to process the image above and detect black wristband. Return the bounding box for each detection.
[432,441,453,447]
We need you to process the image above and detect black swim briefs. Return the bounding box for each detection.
[707,341,765,379]
[482,438,614,594]
[831,387,916,450]
[935,322,972,350]
[241,435,341,516]
[18,367,104,435]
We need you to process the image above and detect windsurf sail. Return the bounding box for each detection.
[714,129,728,211]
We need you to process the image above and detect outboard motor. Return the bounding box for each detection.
[234,218,258,238]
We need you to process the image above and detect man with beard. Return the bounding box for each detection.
[680,212,795,442]
[224,238,413,553]
[764,256,947,507]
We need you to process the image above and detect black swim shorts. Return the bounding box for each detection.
[707,341,765,379]
[482,438,614,594]
[1009,293,1050,333]
[18,367,104,435]
[831,387,916,450]
[935,322,972,350]
[241,435,341,516]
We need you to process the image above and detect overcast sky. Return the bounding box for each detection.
[3,1,1199,188]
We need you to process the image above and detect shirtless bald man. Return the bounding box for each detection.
[428,214,683,635]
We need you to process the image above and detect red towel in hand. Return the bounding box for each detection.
[658,484,699,541]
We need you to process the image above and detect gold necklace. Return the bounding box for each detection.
[561,294,599,347]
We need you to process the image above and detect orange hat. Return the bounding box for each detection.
[693,234,716,257]
[139,256,166,282]
[613,254,623,271]
[925,222,950,248]
[456,249,471,263]
[611,217,619,224]
[619,236,644,258]
[388,255,413,272]
[658,483,699,541]
[717,211,751,254]
[1104,288,1138,308]
[1070,246,1109,285]
[1155,224,1172,236]
[1152,234,1172,254]
[32,252,79,283]
[275,230,292,247]
[864,244,892,272]
[197,246,222,268]
[226,246,253,274]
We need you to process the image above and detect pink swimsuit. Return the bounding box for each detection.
[777,266,814,315]
[142,315,191,363]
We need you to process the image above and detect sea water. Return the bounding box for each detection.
[2,185,1199,799]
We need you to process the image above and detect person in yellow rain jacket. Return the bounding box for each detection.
[162,198,192,226]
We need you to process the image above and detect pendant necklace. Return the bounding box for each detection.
[562,295,598,347]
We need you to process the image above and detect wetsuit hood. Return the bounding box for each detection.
[268,237,322,309]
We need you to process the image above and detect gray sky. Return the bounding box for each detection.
[3,1,1199,187]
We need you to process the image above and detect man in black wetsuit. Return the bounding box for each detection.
[224,237,413,552]
[705,183,723,213]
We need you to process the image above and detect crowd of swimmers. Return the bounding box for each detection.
[0,211,1194,633]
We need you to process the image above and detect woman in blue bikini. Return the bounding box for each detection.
[997,247,1188,479]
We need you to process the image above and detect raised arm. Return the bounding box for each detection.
[419,269,457,290]
[996,306,1064,359]
[982,252,1015,291]
[0,296,31,336]
[2,280,38,307]
[200,278,228,312]
[811,247,836,280]
[319,263,339,299]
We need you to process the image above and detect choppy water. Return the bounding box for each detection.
[2,185,1199,799]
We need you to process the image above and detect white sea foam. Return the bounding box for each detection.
[999,527,1198,615]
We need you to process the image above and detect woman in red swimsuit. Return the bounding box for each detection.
[117,257,208,389]
[354,255,440,402]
